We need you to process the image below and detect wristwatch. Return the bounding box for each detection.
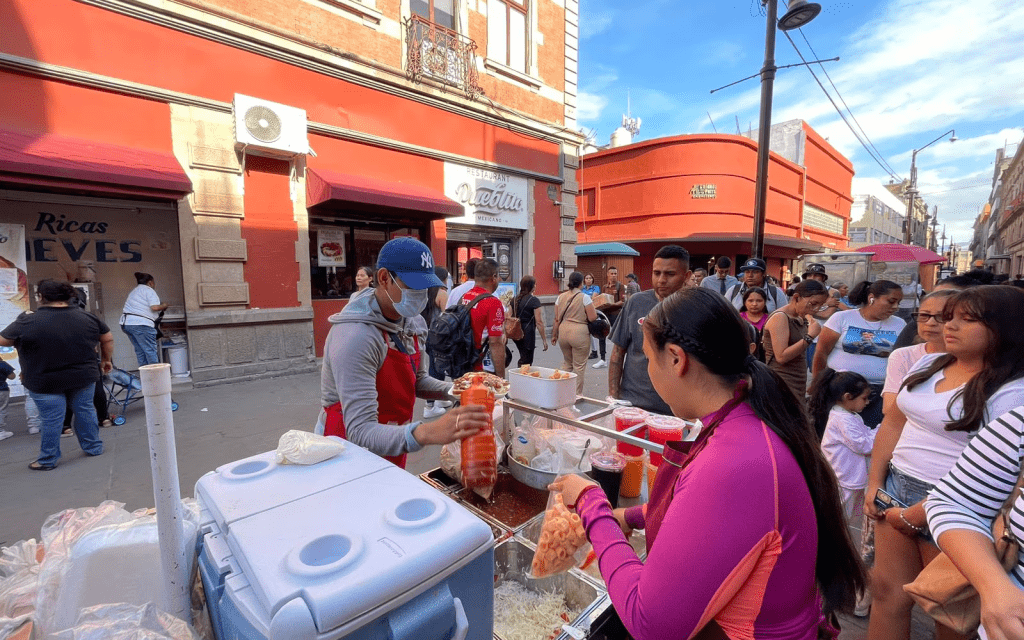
[803,334,815,344]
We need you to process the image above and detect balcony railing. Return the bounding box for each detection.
[405,14,481,97]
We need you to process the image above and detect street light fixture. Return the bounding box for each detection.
[903,129,956,246]
[751,0,823,260]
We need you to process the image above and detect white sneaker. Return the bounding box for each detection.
[28,426,40,435]
[592,359,607,369]
[0,430,13,441]
[436,400,453,409]
[423,403,447,419]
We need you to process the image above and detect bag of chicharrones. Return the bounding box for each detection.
[528,488,591,579]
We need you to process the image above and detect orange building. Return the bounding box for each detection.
[577,120,853,285]
[0,0,584,384]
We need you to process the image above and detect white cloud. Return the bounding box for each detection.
[581,10,614,39]
[577,92,609,122]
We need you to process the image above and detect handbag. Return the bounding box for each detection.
[504,296,525,341]
[903,464,1024,635]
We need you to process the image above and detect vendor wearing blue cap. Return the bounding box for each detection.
[317,237,488,468]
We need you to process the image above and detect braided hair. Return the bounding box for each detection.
[643,287,865,615]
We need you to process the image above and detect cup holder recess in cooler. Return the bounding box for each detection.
[384,496,447,529]
[221,458,276,481]
[285,534,364,577]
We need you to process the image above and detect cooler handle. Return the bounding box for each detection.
[452,597,469,640]
[387,583,468,640]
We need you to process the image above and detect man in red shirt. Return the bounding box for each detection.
[459,258,506,377]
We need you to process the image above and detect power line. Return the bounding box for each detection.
[793,28,902,180]
[780,30,903,183]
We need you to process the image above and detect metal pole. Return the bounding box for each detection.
[904,150,918,246]
[751,0,779,261]
[139,363,190,622]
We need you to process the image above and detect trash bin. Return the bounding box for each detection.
[163,344,189,377]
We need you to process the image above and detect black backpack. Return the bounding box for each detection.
[426,292,494,379]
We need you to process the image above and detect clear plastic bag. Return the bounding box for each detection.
[51,602,199,640]
[0,539,42,580]
[275,430,345,465]
[528,490,591,579]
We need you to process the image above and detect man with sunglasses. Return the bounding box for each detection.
[316,237,489,468]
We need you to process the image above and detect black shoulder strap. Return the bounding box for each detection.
[728,284,742,301]
[463,292,493,311]
[769,286,779,306]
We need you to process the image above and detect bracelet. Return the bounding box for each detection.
[899,508,926,533]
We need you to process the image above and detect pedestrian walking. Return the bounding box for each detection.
[739,287,768,362]
[120,272,168,367]
[726,258,788,312]
[581,274,602,360]
[0,280,112,470]
[551,272,597,394]
[0,358,15,441]
[701,256,739,295]
[510,275,547,367]
[624,273,640,299]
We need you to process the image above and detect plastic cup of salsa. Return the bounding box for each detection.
[645,414,688,466]
[613,407,648,457]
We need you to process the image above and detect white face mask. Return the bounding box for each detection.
[385,279,429,317]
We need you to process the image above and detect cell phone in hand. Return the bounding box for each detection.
[874,488,908,512]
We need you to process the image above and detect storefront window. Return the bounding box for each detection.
[309,218,425,299]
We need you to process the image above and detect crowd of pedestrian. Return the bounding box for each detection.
[4,233,1024,639]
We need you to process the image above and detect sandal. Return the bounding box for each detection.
[61,428,74,438]
[29,461,58,471]
[101,419,114,427]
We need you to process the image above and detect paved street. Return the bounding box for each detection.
[0,338,932,639]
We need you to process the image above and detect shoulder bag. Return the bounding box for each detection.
[504,296,525,341]
[903,463,1024,635]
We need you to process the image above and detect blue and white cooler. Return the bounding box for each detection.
[195,439,494,640]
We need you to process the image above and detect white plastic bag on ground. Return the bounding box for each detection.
[51,602,199,640]
[275,430,345,465]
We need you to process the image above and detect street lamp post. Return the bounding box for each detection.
[750,0,821,260]
[903,129,956,246]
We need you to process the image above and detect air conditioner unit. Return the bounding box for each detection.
[232,94,309,157]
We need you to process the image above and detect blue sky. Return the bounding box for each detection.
[576,0,1024,251]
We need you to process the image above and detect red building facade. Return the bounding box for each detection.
[1,0,584,383]
[577,121,853,285]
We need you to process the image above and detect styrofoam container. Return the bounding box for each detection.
[508,366,577,409]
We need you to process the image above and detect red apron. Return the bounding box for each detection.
[324,331,420,469]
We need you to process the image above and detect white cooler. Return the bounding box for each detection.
[195,440,494,640]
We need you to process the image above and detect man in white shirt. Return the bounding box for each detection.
[446,258,479,310]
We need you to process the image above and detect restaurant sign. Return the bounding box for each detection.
[444,163,528,229]
[689,184,717,199]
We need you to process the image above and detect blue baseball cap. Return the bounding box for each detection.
[376,237,444,289]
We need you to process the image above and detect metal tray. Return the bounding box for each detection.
[492,538,609,640]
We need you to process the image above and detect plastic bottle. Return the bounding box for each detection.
[461,375,497,497]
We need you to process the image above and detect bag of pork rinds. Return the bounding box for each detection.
[528,488,592,579]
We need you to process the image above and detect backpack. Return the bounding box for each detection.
[426,292,494,379]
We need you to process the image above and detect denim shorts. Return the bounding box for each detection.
[886,463,935,543]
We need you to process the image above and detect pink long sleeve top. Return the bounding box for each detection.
[575,403,825,640]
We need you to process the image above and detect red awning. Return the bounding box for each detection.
[306,168,463,219]
[0,128,192,200]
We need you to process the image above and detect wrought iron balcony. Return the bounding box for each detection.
[405,14,482,97]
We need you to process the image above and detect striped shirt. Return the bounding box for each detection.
[925,407,1024,589]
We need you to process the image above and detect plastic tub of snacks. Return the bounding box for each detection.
[508,365,577,410]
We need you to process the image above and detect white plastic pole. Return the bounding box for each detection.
[139,363,190,622]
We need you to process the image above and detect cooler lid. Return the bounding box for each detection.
[224,466,493,634]
[194,439,391,529]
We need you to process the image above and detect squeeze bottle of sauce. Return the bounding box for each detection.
[460,375,497,492]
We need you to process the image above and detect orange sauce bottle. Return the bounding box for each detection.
[460,375,497,491]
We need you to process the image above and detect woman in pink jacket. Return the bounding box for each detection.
[556,288,864,639]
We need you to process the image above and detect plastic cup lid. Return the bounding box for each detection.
[589,451,626,471]
[645,414,687,431]
[613,406,648,419]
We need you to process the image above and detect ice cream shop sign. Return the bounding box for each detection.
[444,162,528,229]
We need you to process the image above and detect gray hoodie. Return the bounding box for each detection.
[318,288,450,456]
